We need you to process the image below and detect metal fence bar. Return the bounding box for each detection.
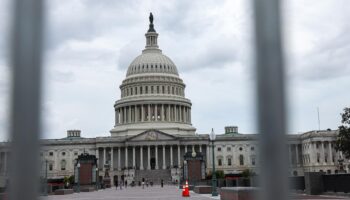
[252,0,289,200]
[9,0,44,200]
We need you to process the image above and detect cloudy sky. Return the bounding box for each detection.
[0,0,349,140]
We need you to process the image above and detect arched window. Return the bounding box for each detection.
[145,86,148,94]
[140,87,143,94]
[239,155,244,166]
[227,157,232,166]
[61,160,66,171]
[218,158,222,166]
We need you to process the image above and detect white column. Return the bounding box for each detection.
[141,105,144,122]
[192,145,195,152]
[180,106,182,122]
[183,107,187,123]
[162,145,166,169]
[118,147,121,170]
[133,146,136,168]
[103,147,106,165]
[170,145,173,167]
[206,145,210,167]
[128,106,131,123]
[167,105,171,121]
[111,147,114,170]
[148,104,151,121]
[185,145,188,153]
[199,145,202,152]
[134,106,137,122]
[161,104,164,121]
[140,146,144,170]
[189,108,191,123]
[177,145,181,167]
[125,146,128,168]
[321,142,325,164]
[329,142,333,164]
[175,106,178,121]
[123,107,126,123]
[295,144,299,165]
[155,104,158,121]
[155,146,159,169]
[147,146,151,170]
[95,148,99,162]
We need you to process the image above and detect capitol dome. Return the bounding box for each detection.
[110,13,196,137]
[126,52,179,77]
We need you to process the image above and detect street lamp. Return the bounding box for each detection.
[77,162,80,193]
[210,128,218,196]
[96,167,99,190]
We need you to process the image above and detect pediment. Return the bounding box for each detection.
[127,130,176,141]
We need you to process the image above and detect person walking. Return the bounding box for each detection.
[119,180,123,190]
[115,180,118,190]
[125,180,128,188]
[142,178,145,189]
[161,179,164,188]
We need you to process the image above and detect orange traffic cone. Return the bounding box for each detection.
[182,180,190,197]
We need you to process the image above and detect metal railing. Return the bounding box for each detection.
[6,0,288,200]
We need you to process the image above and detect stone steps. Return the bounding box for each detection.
[135,169,171,184]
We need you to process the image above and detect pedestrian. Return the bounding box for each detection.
[161,179,163,188]
[125,180,128,188]
[115,180,118,190]
[119,180,123,190]
[146,180,149,187]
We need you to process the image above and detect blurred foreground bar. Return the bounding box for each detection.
[253,0,289,200]
[9,0,44,200]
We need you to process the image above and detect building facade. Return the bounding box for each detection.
[0,15,348,187]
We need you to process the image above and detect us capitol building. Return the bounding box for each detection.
[0,14,348,187]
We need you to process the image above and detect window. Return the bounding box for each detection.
[151,86,154,93]
[157,86,159,93]
[49,152,53,156]
[293,171,298,176]
[317,153,320,163]
[251,146,255,151]
[218,158,222,166]
[61,160,66,171]
[145,86,148,94]
[217,147,221,152]
[239,155,244,166]
[252,157,256,166]
[62,152,66,156]
[140,87,143,94]
[227,147,231,151]
[239,147,243,151]
[74,152,78,156]
[228,158,232,166]
[49,164,53,171]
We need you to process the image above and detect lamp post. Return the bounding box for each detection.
[44,160,48,196]
[96,167,99,190]
[77,162,80,193]
[210,128,218,196]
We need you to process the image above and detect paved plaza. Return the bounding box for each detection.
[40,186,218,200]
[38,185,350,200]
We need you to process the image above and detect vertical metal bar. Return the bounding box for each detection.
[252,0,289,200]
[9,0,44,200]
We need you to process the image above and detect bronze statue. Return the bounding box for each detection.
[149,12,153,24]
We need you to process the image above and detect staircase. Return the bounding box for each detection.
[135,169,171,184]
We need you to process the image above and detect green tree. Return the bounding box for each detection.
[335,107,350,159]
[241,169,255,178]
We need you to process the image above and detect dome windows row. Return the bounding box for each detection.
[127,63,178,75]
[122,76,183,85]
[121,84,185,98]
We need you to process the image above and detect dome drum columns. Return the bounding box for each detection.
[114,103,191,126]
